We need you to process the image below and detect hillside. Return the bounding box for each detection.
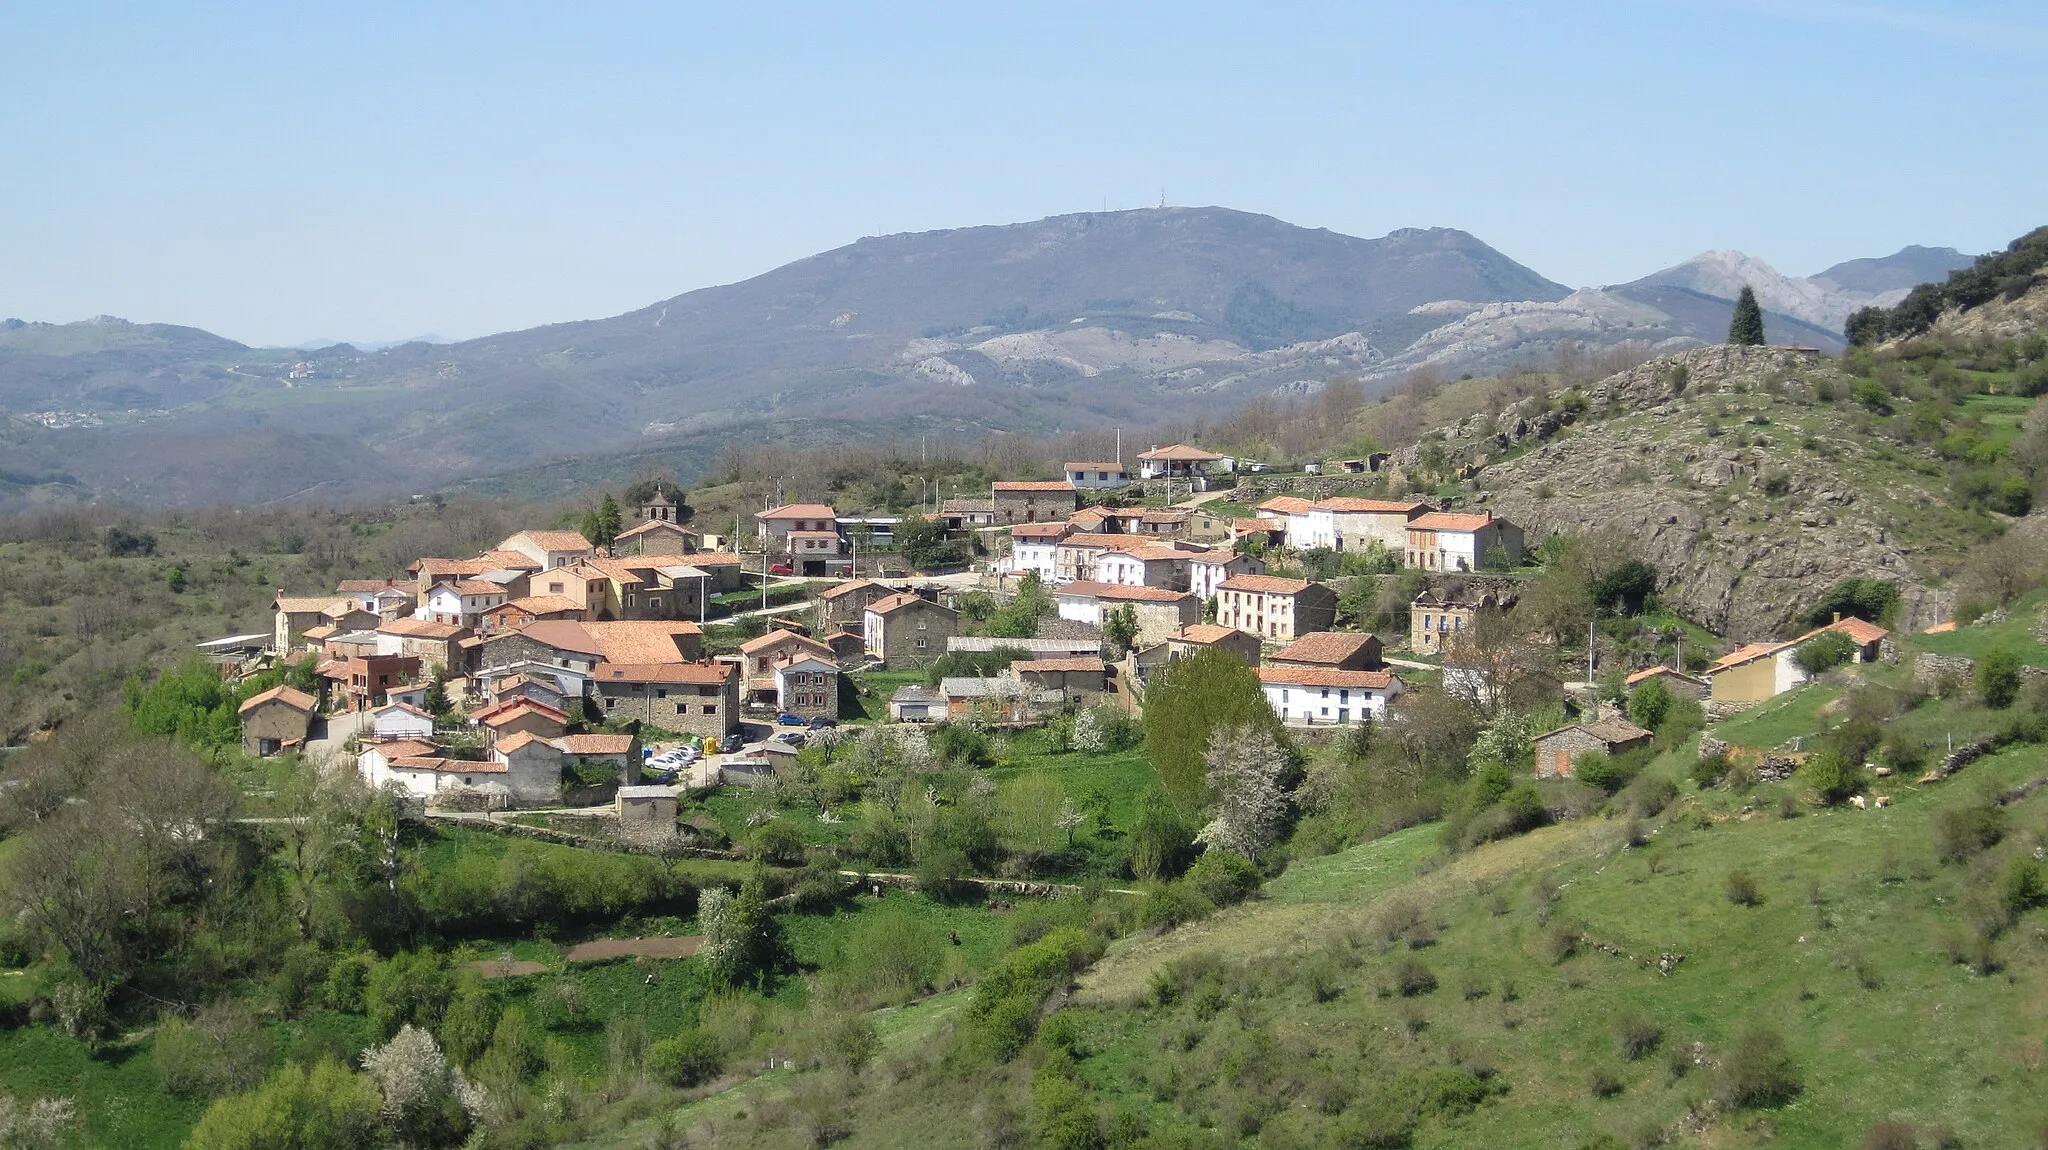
[1626,248,1973,334]
[1384,314,2046,639]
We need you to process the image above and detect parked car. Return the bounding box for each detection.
[774,730,807,747]
[775,712,806,726]
[807,716,838,730]
[718,733,746,754]
[768,563,793,576]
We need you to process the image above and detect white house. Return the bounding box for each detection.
[1290,505,1341,551]
[755,503,838,549]
[498,530,596,571]
[417,580,507,630]
[1094,546,1190,591]
[1063,460,1132,490]
[1135,443,1224,481]
[1404,511,1525,572]
[1258,666,1403,726]
[357,740,518,803]
[1188,551,1265,602]
[1003,523,1070,580]
[369,702,436,741]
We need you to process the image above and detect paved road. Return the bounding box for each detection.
[304,709,370,764]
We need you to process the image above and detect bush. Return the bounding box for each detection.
[185,1060,383,1150]
[1575,751,1638,796]
[1979,648,2022,709]
[1393,959,1437,997]
[1615,1016,1661,1061]
[645,1029,723,1087]
[1690,751,1732,788]
[1139,883,1215,929]
[1717,1025,1801,1109]
[1619,773,1678,818]
[1801,748,1865,807]
[1724,870,1763,907]
[1588,1069,1623,1098]
[1932,799,2006,863]
[153,1002,270,1099]
[1030,1069,1103,1150]
[966,927,1097,1061]
[1185,850,1262,908]
[1795,630,1858,675]
[365,951,452,1037]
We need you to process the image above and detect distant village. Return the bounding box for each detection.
[226,441,1888,820]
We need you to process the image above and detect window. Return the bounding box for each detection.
[701,705,715,715]
[655,688,667,698]
[675,703,687,714]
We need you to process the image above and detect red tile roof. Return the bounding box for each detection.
[496,595,583,616]
[738,629,834,657]
[1010,523,1072,540]
[511,530,594,552]
[1174,623,1246,645]
[1256,497,1317,515]
[1625,666,1706,687]
[379,618,465,639]
[615,519,696,540]
[1219,574,1318,595]
[1317,498,1428,514]
[1408,511,1500,532]
[868,592,952,615]
[758,503,837,520]
[449,579,504,595]
[1011,657,1107,673]
[1137,443,1224,461]
[1055,581,1196,604]
[992,481,1076,493]
[818,579,882,601]
[493,731,559,755]
[1804,616,1890,645]
[1271,631,1379,666]
[1257,666,1398,689]
[369,738,438,759]
[553,733,636,755]
[238,685,318,714]
[1064,461,1126,471]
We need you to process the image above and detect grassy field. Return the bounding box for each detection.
[1916,590,2048,667]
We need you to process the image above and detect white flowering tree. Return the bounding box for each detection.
[1195,724,1291,858]
[361,1024,487,1142]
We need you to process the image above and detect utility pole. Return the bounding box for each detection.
[1587,620,1597,720]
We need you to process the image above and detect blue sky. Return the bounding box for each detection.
[2,1,2042,346]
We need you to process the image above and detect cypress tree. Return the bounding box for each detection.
[1728,285,1766,346]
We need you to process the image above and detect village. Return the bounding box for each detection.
[225,440,1891,834]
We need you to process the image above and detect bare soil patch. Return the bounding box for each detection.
[564,935,702,962]
[468,959,549,979]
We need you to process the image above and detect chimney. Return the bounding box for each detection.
[1832,612,1841,624]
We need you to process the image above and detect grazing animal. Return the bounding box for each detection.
[1872,795,1891,808]
[1849,795,1867,810]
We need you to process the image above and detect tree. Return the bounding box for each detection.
[1197,724,1292,858]
[580,493,623,550]
[1590,559,1658,616]
[1794,630,1857,675]
[1142,648,1286,810]
[699,867,779,989]
[1102,604,1139,657]
[272,760,368,941]
[360,1025,485,1146]
[1626,676,1673,732]
[184,1060,384,1150]
[1807,578,1901,628]
[1979,647,2022,709]
[0,1094,75,1150]
[1728,285,1766,346]
[897,517,965,570]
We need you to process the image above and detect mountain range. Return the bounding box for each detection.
[0,209,1972,511]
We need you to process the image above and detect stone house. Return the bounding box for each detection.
[272,594,380,654]
[1166,623,1263,665]
[1270,631,1384,672]
[375,618,472,675]
[1052,533,1138,584]
[1316,498,1430,554]
[615,518,700,556]
[473,697,570,743]
[739,629,838,704]
[1230,517,1287,551]
[774,653,839,720]
[484,595,586,632]
[938,498,997,531]
[1052,581,1203,648]
[815,579,892,630]
[590,661,739,736]
[336,579,410,615]
[785,530,848,575]
[1405,511,1525,571]
[1010,657,1108,702]
[1409,588,1504,656]
[497,530,595,571]
[1533,719,1654,778]
[1214,576,1339,643]
[991,480,1080,525]
[616,784,679,828]
[238,685,318,756]
[319,652,422,711]
[863,593,958,668]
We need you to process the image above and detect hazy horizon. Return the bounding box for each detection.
[4,1,2043,346]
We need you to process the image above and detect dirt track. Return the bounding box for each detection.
[564,936,702,962]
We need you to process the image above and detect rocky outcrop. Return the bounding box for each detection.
[1387,345,1962,639]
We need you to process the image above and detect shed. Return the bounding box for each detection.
[889,684,945,723]
[616,784,679,826]
[238,685,318,757]
[1533,718,1654,779]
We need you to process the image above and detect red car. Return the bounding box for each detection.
[768,563,793,576]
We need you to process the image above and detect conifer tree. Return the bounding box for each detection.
[1728,285,1766,346]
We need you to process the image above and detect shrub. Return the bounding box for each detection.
[1030,1069,1103,1150]
[1615,1016,1661,1061]
[1690,751,1732,788]
[1185,850,1262,908]
[2000,856,2048,917]
[1979,648,2022,709]
[1717,1025,1801,1109]
[1392,959,1437,997]
[1861,1120,1918,1150]
[1933,799,2006,863]
[365,950,451,1037]
[1140,882,1215,929]
[1795,630,1858,675]
[645,1029,723,1087]
[1724,870,1763,907]
[1801,748,1865,807]
[1588,1069,1623,1098]
[1575,751,1639,796]
[153,1002,270,1099]
[1620,774,1678,818]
